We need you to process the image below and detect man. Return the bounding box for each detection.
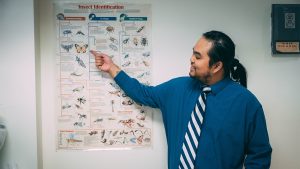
[91,30,272,169]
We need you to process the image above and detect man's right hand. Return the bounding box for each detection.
[90,50,121,78]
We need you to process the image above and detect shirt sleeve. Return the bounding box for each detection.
[244,105,272,169]
[114,70,169,109]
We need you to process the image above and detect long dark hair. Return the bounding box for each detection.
[203,30,247,88]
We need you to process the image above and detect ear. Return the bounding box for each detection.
[211,61,223,74]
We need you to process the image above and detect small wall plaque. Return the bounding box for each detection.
[272,4,300,54]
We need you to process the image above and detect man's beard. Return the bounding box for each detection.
[189,71,211,84]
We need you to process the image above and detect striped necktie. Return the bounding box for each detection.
[179,86,211,169]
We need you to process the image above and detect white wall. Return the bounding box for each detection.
[39,0,300,169]
[0,0,38,169]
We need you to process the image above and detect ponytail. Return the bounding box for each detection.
[203,31,248,88]
[230,58,247,88]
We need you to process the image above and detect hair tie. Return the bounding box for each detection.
[232,58,239,67]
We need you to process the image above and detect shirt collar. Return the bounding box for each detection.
[208,77,231,95]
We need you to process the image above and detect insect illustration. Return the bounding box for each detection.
[111,100,115,112]
[109,82,120,89]
[109,37,118,44]
[101,138,107,143]
[62,103,71,109]
[109,90,121,97]
[123,38,129,44]
[137,72,149,78]
[122,61,131,67]
[72,86,84,93]
[143,129,151,136]
[75,44,88,53]
[75,104,82,109]
[74,122,85,127]
[76,30,85,35]
[141,37,148,46]
[112,130,119,136]
[142,60,150,67]
[119,119,135,128]
[137,26,145,33]
[123,54,129,59]
[70,70,83,76]
[119,130,129,135]
[130,137,137,143]
[137,123,144,127]
[121,93,128,97]
[94,118,103,123]
[61,44,73,52]
[100,130,105,139]
[109,44,118,51]
[108,140,115,145]
[78,113,87,119]
[137,135,144,144]
[122,99,134,105]
[136,114,146,121]
[144,137,151,143]
[63,30,72,36]
[133,37,138,46]
[77,96,86,105]
[142,51,150,57]
[88,131,98,136]
[75,56,86,68]
[106,26,114,33]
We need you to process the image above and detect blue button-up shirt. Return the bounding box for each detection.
[115,71,272,169]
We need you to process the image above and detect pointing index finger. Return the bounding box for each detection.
[90,50,101,57]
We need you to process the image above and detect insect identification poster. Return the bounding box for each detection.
[54,2,152,150]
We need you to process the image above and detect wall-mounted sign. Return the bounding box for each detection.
[54,2,153,150]
[272,4,300,54]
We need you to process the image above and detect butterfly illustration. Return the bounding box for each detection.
[75,44,88,53]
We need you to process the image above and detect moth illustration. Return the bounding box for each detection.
[63,30,72,36]
[75,44,88,53]
[61,44,73,52]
